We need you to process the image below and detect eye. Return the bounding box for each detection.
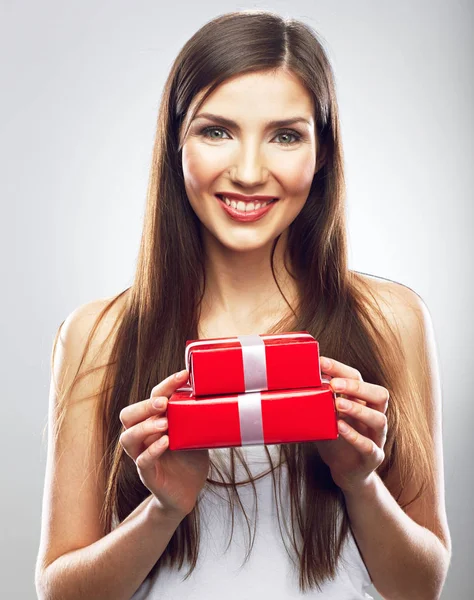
[200,126,230,140]
[274,129,302,145]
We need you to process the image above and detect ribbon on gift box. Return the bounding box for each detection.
[238,391,265,445]
[184,332,314,393]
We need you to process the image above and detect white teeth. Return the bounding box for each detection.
[220,196,273,212]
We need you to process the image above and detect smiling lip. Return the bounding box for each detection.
[216,194,277,222]
[216,192,277,202]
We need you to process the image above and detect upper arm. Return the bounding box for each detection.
[374,280,452,555]
[36,297,123,576]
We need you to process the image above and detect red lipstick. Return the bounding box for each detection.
[216,194,278,223]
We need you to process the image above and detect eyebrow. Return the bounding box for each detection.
[192,112,312,129]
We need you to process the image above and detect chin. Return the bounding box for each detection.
[216,231,276,253]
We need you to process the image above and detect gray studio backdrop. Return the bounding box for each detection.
[1,1,472,598]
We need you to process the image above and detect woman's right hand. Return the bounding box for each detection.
[119,369,210,519]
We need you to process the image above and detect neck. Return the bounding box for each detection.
[199,229,299,337]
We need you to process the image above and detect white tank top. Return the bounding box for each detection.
[131,444,374,600]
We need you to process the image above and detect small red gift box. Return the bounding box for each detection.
[185,331,322,396]
[167,384,338,451]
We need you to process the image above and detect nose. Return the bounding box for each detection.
[229,141,269,188]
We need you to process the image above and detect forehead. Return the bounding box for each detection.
[185,69,314,127]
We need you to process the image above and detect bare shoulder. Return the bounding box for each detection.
[351,270,437,394]
[58,289,130,368]
[351,271,430,339]
[50,290,130,413]
[352,270,442,406]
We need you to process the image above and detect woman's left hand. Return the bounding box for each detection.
[315,356,390,493]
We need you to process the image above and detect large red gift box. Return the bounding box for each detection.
[185,331,322,396]
[167,384,338,451]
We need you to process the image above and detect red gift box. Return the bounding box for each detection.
[185,331,322,396]
[167,384,338,451]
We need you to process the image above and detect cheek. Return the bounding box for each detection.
[275,153,316,194]
[181,146,204,192]
[182,144,226,193]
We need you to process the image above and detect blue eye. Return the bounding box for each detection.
[200,126,302,145]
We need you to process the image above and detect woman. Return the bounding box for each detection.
[35,10,451,600]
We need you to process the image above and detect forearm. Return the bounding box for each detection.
[343,473,450,600]
[37,495,184,600]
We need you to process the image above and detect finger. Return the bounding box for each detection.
[143,431,163,449]
[136,435,169,471]
[337,418,385,463]
[150,369,189,399]
[331,378,389,413]
[120,397,168,430]
[336,398,388,446]
[320,357,363,381]
[119,415,168,461]
[336,392,367,407]
[120,370,187,429]
[337,410,369,436]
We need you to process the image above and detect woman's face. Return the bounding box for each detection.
[180,69,319,253]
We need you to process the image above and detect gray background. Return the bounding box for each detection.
[1,1,472,598]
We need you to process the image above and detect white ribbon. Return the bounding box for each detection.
[238,392,264,445]
[236,334,268,392]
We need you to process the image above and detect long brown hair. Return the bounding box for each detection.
[51,10,435,593]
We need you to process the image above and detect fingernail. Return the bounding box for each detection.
[320,357,331,369]
[332,378,346,391]
[338,420,349,433]
[175,369,188,379]
[153,397,165,409]
[337,398,350,410]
